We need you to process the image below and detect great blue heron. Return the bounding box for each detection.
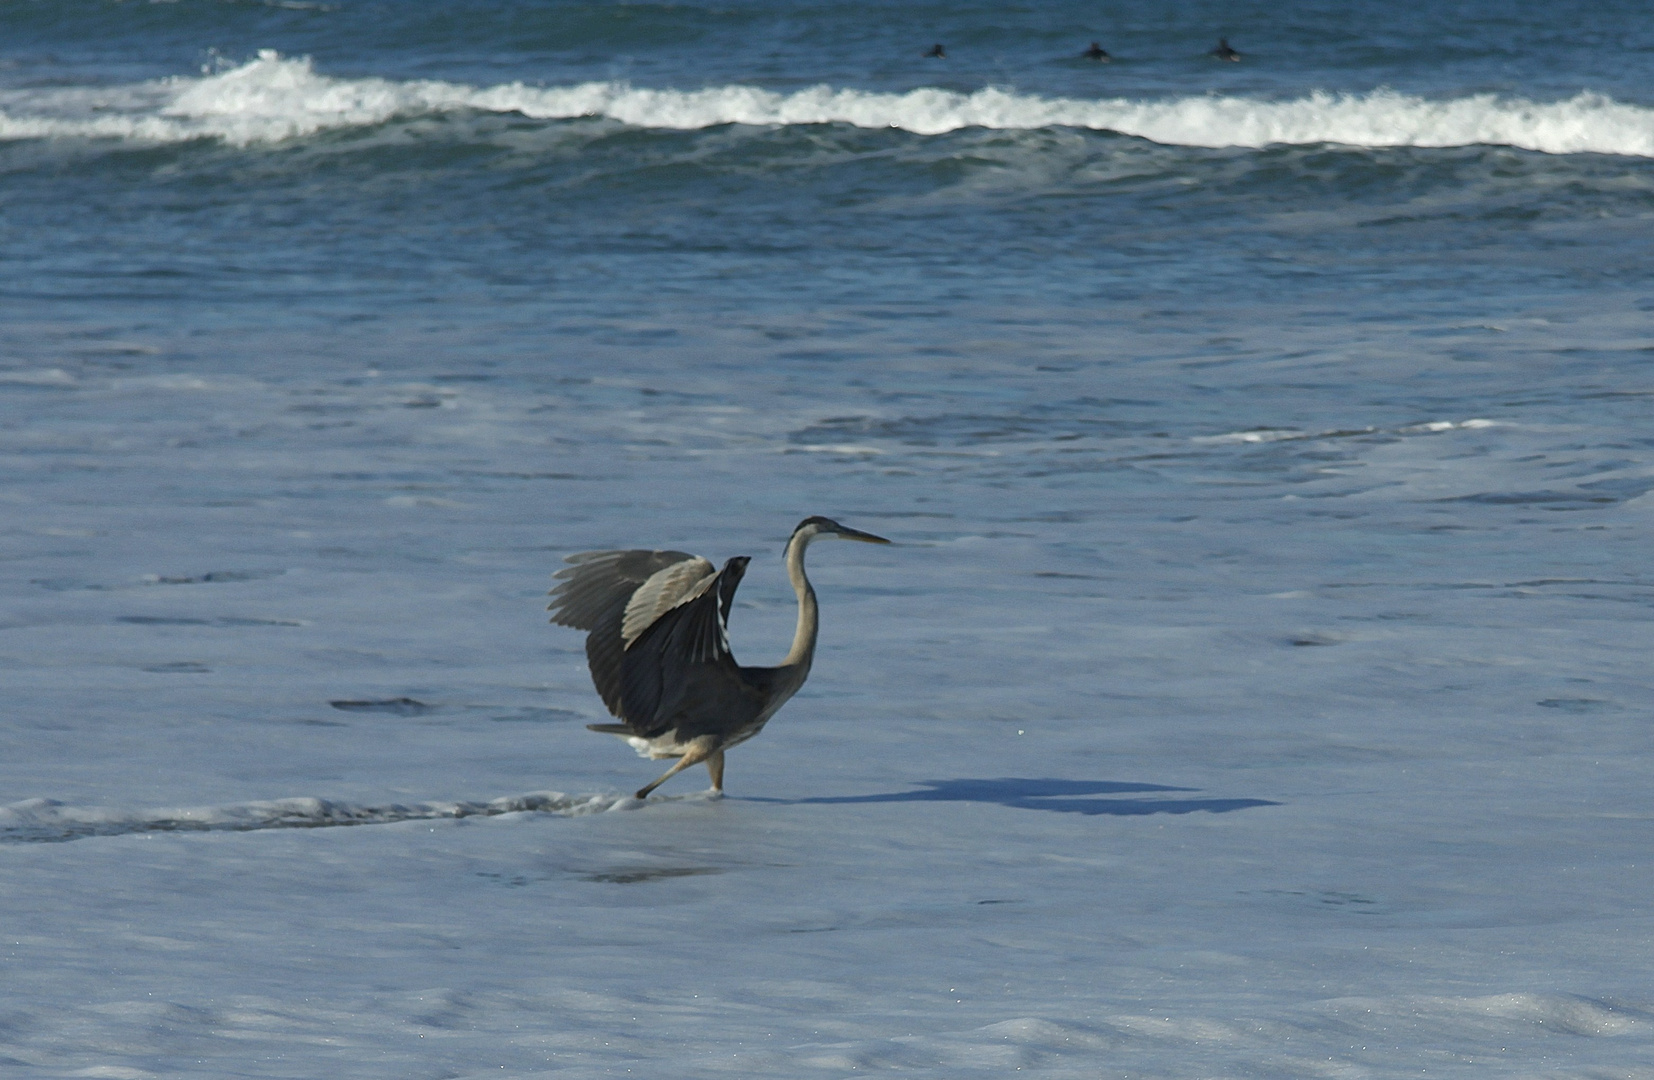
[548,517,891,799]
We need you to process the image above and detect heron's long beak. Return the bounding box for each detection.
[833,525,892,544]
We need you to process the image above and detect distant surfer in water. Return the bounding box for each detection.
[1209,37,1240,61]
[1082,42,1110,62]
[924,43,947,58]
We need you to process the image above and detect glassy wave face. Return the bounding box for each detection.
[6,50,1654,155]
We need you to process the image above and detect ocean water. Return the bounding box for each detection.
[4,2,1654,1076]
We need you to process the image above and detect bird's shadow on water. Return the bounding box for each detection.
[745,778,1279,816]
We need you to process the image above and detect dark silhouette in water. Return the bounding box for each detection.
[1082,41,1111,62]
[923,43,947,59]
[1209,37,1241,61]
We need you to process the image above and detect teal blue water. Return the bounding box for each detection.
[3,0,1653,377]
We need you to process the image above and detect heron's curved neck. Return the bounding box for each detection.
[780,532,819,670]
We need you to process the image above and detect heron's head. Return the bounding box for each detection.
[791,516,892,548]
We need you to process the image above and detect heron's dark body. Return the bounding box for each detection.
[583,620,795,755]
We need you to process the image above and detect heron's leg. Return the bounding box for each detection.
[636,739,715,800]
[706,750,725,793]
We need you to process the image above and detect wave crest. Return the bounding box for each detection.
[4,50,1654,155]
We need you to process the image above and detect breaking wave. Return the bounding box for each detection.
[4,50,1654,155]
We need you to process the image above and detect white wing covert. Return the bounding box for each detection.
[621,559,719,648]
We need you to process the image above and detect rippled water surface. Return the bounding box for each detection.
[3,2,1654,1077]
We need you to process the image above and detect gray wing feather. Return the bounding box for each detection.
[548,549,710,719]
[548,549,704,630]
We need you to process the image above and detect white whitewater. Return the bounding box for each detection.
[4,50,1654,154]
[0,791,637,843]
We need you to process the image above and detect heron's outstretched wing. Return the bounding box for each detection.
[619,556,759,738]
[548,549,713,719]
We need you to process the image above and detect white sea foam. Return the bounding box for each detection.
[4,50,1654,154]
[1192,418,1497,445]
[0,368,77,386]
[0,790,633,842]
